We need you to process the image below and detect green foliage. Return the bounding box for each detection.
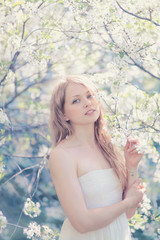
[129,213,148,227]
[119,51,124,58]
[12,1,25,8]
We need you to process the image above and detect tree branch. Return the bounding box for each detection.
[21,18,29,40]
[5,123,48,134]
[7,223,26,229]
[116,1,160,26]
[0,51,20,86]
[3,153,44,158]
[3,77,47,109]
[103,23,160,81]
[1,164,39,187]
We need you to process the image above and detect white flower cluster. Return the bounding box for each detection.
[23,222,58,240]
[153,165,160,182]
[21,1,40,16]
[109,125,148,154]
[98,83,159,151]
[140,192,152,215]
[0,211,7,234]
[0,138,6,147]
[7,35,22,52]
[0,109,10,146]
[63,0,115,29]
[41,225,58,240]
[157,228,160,234]
[23,222,41,239]
[129,213,148,233]
[4,70,16,84]
[23,198,41,218]
[119,0,160,15]
[20,46,48,69]
[0,162,5,178]
[0,109,10,124]
[129,183,154,234]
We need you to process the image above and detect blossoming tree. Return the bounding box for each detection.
[0,0,160,239]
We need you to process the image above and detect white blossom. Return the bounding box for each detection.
[0,211,7,234]
[23,222,59,240]
[0,162,5,176]
[140,190,152,216]
[23,198,41,218]
[41,225,58,240]
[23,222,41,239]
[0,109,10,124]
[4,70,16,84]
[7,35,22,51]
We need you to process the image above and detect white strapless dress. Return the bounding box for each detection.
[59,168,132,240]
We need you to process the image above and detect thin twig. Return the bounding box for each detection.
[3,153,44,158]
[21,19,29,40]
[14,161,32,198]
[116,1,160,26]
[3,77,47,109]
[7,223,26,229]
[0,52,20,85]
[1,164,39,187]
[9,207,25,239]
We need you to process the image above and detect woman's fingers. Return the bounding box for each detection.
[127,144,138,152]
[125,138,138,150]
[128,138,139,144]
[127,149,138,154]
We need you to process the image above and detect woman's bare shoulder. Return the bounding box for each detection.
[49,143,68,162]
[50,139,74,156]
[49,140,78,172]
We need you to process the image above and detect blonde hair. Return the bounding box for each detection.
[49,75,127,191]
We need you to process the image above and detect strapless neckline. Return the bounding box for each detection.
[78,168,113,179]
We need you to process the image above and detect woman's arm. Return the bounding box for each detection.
[123,138,144,219]
[124,168,139,219]
[49,147,143,233]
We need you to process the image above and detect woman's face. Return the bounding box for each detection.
[64,82,100,126]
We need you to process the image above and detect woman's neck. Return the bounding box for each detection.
[67,124,97,148]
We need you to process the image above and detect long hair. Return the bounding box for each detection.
[49,75,127,191]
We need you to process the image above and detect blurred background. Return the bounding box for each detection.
[0,0,160,239]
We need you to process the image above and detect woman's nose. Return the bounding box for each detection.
[83,98,92,107]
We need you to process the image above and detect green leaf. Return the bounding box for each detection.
[1,129,5,135]
[12,1,25,7]
[149,92,156,98]
[119,51,124,58]
[8,134,12,141]
[114,81,119,85]
[104,115,111,121]
[155,215,160,222]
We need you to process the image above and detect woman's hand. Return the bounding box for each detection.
[124,137,144,170]
[124,179,145,208]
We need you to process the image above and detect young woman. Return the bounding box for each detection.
[49,75,145,240]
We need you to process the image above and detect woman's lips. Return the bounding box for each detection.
[85,109,95,115]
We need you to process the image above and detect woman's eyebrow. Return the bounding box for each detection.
[72,90,90,98]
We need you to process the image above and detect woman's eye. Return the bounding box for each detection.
[87,94,92,98]
[72,99,79,104]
